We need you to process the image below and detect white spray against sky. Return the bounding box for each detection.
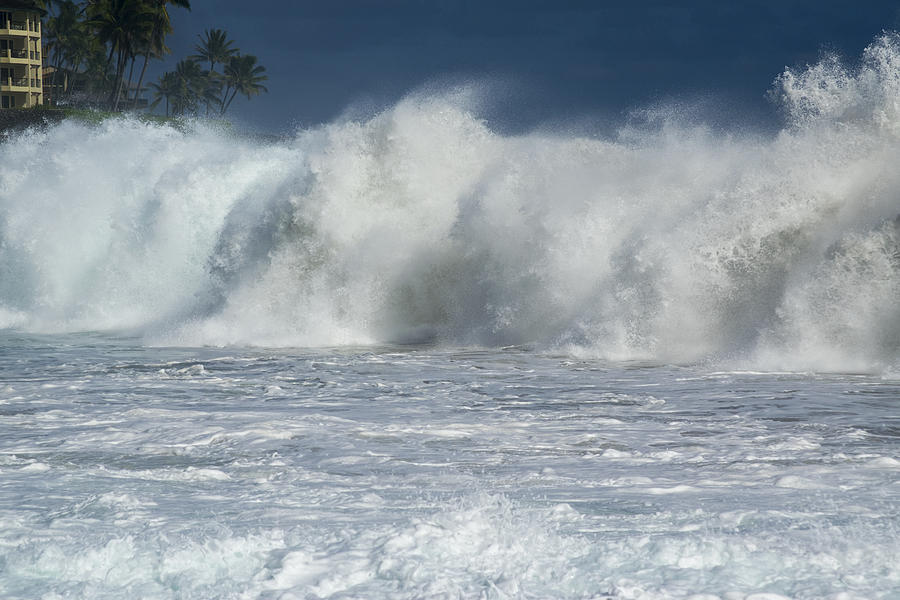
[2,34,899,372]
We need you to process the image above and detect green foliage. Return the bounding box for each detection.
[190,28,237,115]
[193,28,237,71]
[42,0,190,110]
[86,0,155,109]
[150,31,268,118]
[148,69,176,115]
[39,1,267,119]
[220,54,268,115]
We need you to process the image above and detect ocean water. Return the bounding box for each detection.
[1,335,898,599]
[1,34,899,599]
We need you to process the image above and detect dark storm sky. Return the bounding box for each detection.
[156,1,900,134]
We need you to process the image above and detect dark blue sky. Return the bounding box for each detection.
[156,1,900,134]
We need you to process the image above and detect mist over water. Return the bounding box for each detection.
[3,34,900,600]
[2,35,900,372]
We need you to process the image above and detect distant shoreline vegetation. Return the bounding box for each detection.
[0,106,211,138]
[1,106,292,148]
[42,0,268,117]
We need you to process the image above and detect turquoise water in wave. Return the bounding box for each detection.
[1,333,897,599]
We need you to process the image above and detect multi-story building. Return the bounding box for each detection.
[0,0,44,109]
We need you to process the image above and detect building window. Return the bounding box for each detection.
[2,95,13,108]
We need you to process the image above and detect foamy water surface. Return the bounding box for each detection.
[1,32,900,600]
[0,36,899,371]
[1,335,898,599]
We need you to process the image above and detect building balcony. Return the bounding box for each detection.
[1,21,31,36]
[0,76,33,91]
[0,48,32,63]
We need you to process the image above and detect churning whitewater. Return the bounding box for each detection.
[2,36,900,372]
[1,32,899,600]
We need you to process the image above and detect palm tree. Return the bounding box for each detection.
[132,0,190,109]
[74,31,113,102]
[191,28,236,115]
[87,0,154,110]
[44,1,80,101]
[33,0,58,15]
[192,28,236,72]
[149,69,176,116]
[169,58,205,115]
[220,54,268,115]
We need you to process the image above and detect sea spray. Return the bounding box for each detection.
[1,35,899,372]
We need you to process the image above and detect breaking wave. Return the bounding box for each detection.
[2,34,900,372]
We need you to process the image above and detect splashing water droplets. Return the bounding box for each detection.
[2,36,900,372]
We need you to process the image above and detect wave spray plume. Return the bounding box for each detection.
[2,34,899,372]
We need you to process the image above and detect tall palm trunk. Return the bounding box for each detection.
[205,59,213,116]
[132,15,159,110]
[220,83,232,115]
[111,48,127,110]
[124,55,137,107]
[51,48,64,105]
[222,88,239,114]
[132,49,152,109]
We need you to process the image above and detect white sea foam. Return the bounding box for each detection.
[2,37,900,372]
[0,335,897,598]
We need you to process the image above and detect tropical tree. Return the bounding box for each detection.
[33,0,58,15]
[43,1,111,104]
[168,58,206,115]
[148,69,176,116]
[86,0,154,110]
[44,0,81,98]
[220,54,267,115]
[193,28,236,73]
[192,28,236,115]
[41,1,269,117]
[76,33,114,101]
[132,0,190,109]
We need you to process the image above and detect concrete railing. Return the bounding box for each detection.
[0,76,30,87]
[0,48,29,59]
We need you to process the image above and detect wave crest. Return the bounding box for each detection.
[2,35,900,372]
